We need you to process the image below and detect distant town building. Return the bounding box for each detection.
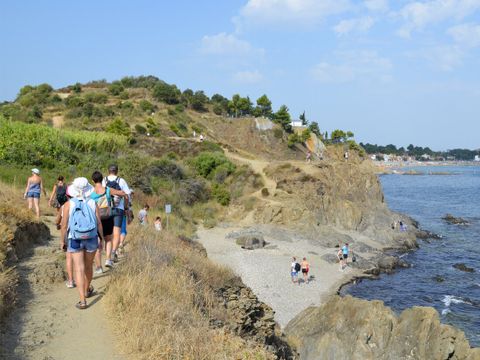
[475,155,480,162]
[290,120,304,127]
[421,154,431,160]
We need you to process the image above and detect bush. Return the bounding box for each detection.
[72,83,82,93]
[178,179,208,205]
[211,184,230,206]
[273,128,283,139]
[212,103,223,115]
[84,92,108,104]
[146,118,160,136]
[139,100,155,113]
[106,118,131,136]
[148,159,184,180]
[287,133,301,148]
[108,82,124,96]
[191,152,235,178]
[134,124,147,135]
[212,163,235,183]
[175,104,185,113]
[153,82,181,104]
[261,188,269,197]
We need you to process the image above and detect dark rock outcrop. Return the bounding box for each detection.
[235,235,266,250]
[416,229,443,240]
[453,263,475,273]
[216,279,296,359]
[443,214,469,225]
[285,295,480,360]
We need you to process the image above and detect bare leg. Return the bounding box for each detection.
[27,197,33,212]
[84,251,96,292]
[33,198,40,219]
[112,226,121,258]
[94,238,102,269]
[72,252,86,302]
[105,236,113,262]
[66,252,74,284]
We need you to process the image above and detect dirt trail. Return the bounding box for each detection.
[1,215,125,360]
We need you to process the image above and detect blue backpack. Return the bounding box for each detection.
[69,198,98,240]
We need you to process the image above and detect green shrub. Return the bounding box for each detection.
[119,91,129,99]
[175,104,185,113]
[212,163,235,183]
[84,92,108,104]
[139,100,155,113]
[108,82,124,96]
[167,108,176,116]
[287,133,301,148]
[106,118,131,136]
[191,152,235,178]
[146,118,160,136]
[134,124,147,135]
[301,128,311,142]
[273,128,283,139]
[211,184,230,206]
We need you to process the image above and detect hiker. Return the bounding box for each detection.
[306,151,312,163]
[90,171,126,272]
[199,134,204,142]
[291,257,301,284]
[24,168,46,219]
[154,216,162,231]
[49,175,68,217]
[337,243,349,270]
[102,165,131,266]
[301,257,310,284]
[344,151,349,161]
[55,188,74,288]
[61,177,104,309]
[138,204,149,225]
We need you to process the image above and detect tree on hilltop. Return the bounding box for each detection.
[299,111,307,125]
[191,91,209,112]
[308,121,321,137]
[273,105,292,132]
[153,82,181,104]
[255,94,272,117]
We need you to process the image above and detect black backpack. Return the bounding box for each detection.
[56,185,68,205]
[105,177,122,208]
[294,262,301,272]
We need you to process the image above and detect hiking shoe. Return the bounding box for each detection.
[75,301,87,310]
[113,252,119,263]
[66,281,75,288]
[105,259,113,268]
[94,267,103,275]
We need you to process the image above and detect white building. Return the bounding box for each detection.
[290,120,304,127]
[475,155,480,162]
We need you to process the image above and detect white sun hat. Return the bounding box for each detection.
[31,168,40,175]
[67,177,94,198]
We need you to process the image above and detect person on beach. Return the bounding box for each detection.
[301,257,310,284]
[154,216,162,231]
[49,175,68,218]
[102,165,131,267]
[56,188,75,288]
[24,168,47,219]
[61,177,104,309]
[338,243,349,270]
[90,171,126,273]
[138,204,149,225]
[291,257,300,284]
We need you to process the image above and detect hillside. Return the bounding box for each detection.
[1,78,478,359]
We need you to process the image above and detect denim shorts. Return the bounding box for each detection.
[67,237,98,253]
[27,192,40,199]
[121,216,127,235]
[111,208,125,228]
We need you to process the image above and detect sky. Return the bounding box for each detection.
[1,0,480,150]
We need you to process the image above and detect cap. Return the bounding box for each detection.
[32,168,40,175]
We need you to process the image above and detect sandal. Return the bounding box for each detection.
[75,301,87,310]
[86,286,95,298]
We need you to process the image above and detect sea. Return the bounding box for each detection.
[344,165,480,346]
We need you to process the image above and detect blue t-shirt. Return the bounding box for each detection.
[90,187,111,204]
[342,245,349,255]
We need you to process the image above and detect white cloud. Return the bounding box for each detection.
[333,16,375,35]
[448,23,480,47]
[413,45,465,71]
[311,50,392,83]
[364,0,388,12]
[398,0,480,37]
[232,70,264,83]
[239,0,352,25]
[200,32,264,56]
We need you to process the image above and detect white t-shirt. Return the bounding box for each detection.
[102,175,131,210]
[291,262,297,272]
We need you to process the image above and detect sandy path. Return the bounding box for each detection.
[0,215,125,360]
[196,225,362,328]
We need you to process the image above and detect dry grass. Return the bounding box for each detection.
[105,225,273,360]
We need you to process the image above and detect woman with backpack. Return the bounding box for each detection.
[49,175,68,220]
[90,171,126,272]
[60,177,104,310]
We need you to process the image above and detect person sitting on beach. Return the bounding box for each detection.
[291,257,301,284]
[301,257,310,284]
[154,216,162,231]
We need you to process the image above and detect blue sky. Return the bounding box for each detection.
[1,0,480,150]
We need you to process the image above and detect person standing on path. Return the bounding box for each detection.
[49,175,68,217]
[102,165,131,267]
[90,171,126,273]
[61,177,104,309]
[301,257,310,284]
[24,168,46,219]
[138,204,149,225]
